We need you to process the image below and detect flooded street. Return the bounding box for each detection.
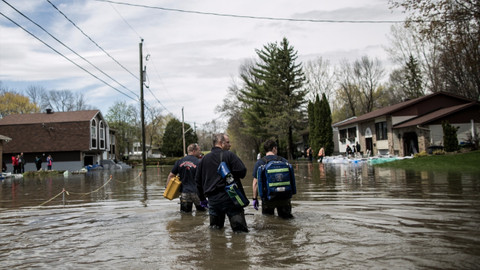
[1,161,479,269]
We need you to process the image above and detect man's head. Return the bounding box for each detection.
[213,133,231,150]
[187,143,201,157]
[263,139,277,153]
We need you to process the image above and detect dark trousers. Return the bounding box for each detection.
[262,199,293,219]
[208,192,248,232]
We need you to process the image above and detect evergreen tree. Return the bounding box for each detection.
[239,37,306,160]
[404,55,423,99]
[320,93,334,155]
[307,99,316,152]
[442,121,459,152]
[312,94,322,154]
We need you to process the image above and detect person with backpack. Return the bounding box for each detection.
[195,133,249,232]
[252,139,296,219]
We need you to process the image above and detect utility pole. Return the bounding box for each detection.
[182,107,186,156]
[140,39,147,171]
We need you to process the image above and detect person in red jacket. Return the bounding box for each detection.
[11,155,19,173]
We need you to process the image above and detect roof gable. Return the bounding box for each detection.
[0,110,101,125]
[336,92,474,127]
[394,102,480,128]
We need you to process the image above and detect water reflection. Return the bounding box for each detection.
[1,162,480,269]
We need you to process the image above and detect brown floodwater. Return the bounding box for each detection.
[1,161,479,269]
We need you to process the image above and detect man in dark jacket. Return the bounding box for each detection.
[195,133,248,232]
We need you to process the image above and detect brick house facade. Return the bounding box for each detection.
[0,110,115,172]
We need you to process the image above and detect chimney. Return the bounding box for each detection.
[46,109,53,114]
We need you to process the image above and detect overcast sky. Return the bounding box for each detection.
[0,0,406,127]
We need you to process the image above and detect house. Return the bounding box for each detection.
[0,134,12,171]
[335,92,480,157]
[0,109,116,172]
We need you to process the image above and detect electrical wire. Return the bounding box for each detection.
[45,0,139,81]
[108,0,142,39]
[143,44,182,109]
[95,0,404,24]
[102,2,180,118]
[2,0,139,100]
[0,11,137,101]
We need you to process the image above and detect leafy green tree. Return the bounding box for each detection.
[105,101,139,158]
[162,118,197,157]
[239,37,306,160]
[442,121,459,152]
[0,90,40,118]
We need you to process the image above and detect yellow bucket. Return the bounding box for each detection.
[163,175,181,200]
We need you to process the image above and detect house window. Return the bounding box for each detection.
[99,121,105,149]
[339,129,347,143]
[347,127,357,142]
[375,121,388,140]
[91,119,97,148]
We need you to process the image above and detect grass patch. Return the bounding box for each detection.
[374,150,480,172]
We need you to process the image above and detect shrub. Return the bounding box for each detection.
[414,151,428,157]
[442,121,459,152]
[433,150,445,155]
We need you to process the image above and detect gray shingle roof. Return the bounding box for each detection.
[0,110,100,125]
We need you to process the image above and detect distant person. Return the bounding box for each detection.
[35,156,42,171]
[317,147,325,163]
[306,147,312,162]
[346,145,353,157]
[19,152,25,173]
[166,143,205,213]
[195,133,249,232]
[252,139,296,219]
[47,155,53,170]
[12,155,19,174]
[356,142,361,156]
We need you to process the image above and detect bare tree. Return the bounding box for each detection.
[304,57,337,102]
[386,24,443,94]
[389,0,480,100]
[28,89,93,112]
[353,56,385,113]
[337,59,360,117]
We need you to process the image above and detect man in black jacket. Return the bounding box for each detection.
[195,133,248,232]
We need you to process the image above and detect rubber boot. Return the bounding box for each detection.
[277,204,294,219]
[229,213,248,232]
[180,202,193,213]
[209,215,225,229]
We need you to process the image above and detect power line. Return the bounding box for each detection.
[0,11,137,101]
[104,2,180,118]
[95,0,404,24]
[108,0,142,39]
[143,44,182,109]
[45,0,139,81]
[2,0,139,99]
